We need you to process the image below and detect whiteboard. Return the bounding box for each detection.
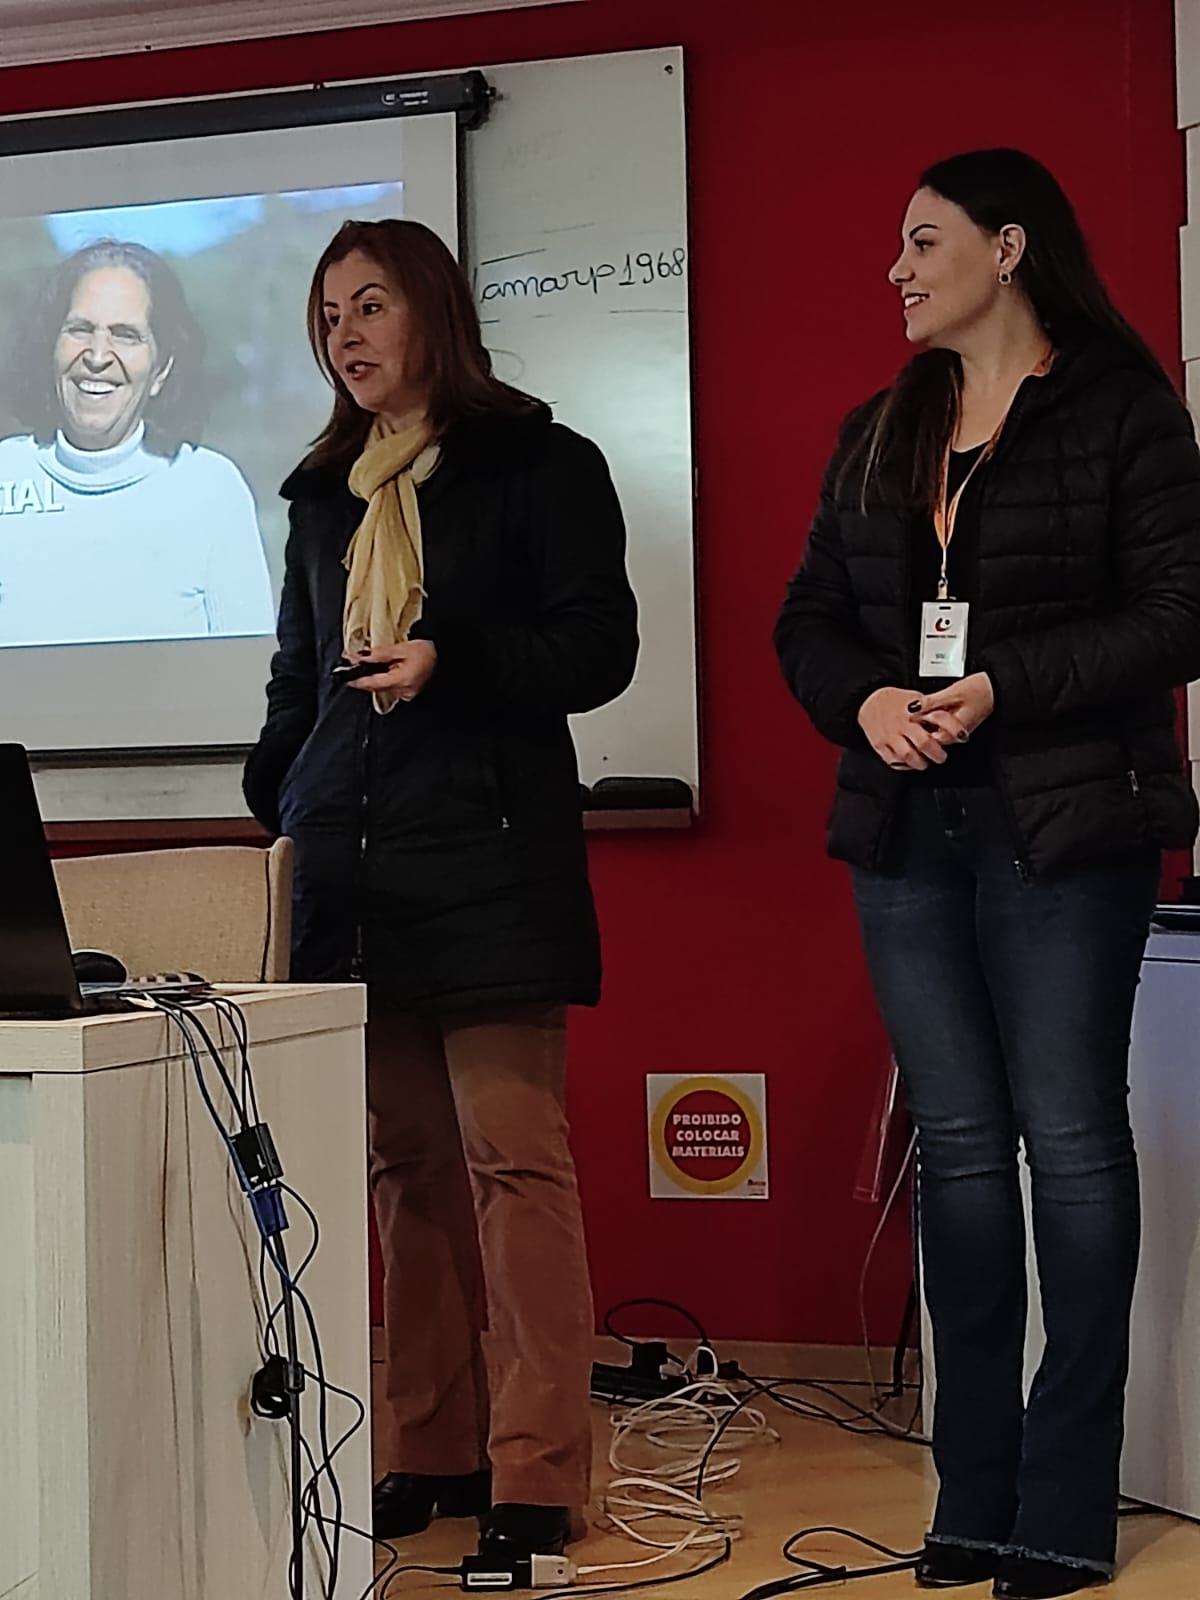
[31,47,696,823]
[468,47,696,793]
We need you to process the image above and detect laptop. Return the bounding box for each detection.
[0,743,206,1018]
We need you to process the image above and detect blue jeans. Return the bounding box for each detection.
[851,786,1160,1574]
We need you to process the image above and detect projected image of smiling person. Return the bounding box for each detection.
[56,261,172,450]
[0,240,274,647]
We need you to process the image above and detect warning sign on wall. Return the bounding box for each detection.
[646,1074,769,1200]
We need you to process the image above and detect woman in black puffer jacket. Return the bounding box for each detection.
[776,151,1200,1600]
[244,220,637,1562]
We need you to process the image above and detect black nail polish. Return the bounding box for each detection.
[958,732,969,743]
[907,700,922,713]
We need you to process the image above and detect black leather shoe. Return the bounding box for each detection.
[373,1469,492,1540]
[916,1543,1001,1588]
[478,1502,572,1558]
[993,1556,1105,1599]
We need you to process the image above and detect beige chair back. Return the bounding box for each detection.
[52,839,293,984]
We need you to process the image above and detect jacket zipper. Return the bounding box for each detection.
[989,750,1032,881]
[1112,725,1145,823]
[983,368,1043,471]
[870,490,918,870]
[956,496,1032,879]
[977,372,1046,881]
[1122,738,1145,835]
[492,768,511,831]
[483,737,510,831]
[351,715,370,981]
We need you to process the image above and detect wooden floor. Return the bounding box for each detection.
[371,1341,1200,1599]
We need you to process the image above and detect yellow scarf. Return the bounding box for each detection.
[344,419,441,714]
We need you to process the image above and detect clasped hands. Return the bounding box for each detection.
[857,673,995,772]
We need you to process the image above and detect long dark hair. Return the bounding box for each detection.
[306,219,537,467]
[9,239,208,457]
[855,149,1174,508]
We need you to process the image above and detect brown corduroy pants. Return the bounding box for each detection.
[367,1003,594,1511]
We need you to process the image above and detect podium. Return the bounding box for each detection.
[0,983,372,1600]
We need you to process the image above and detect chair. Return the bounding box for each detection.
[53,839,293,983]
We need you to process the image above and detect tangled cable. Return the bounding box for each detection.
[601,1378,780,1560]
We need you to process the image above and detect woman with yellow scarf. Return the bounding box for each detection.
[244,219,638,1566]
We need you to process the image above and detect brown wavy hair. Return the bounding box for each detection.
[305,218,537,467]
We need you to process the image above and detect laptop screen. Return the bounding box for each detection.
[0,744,84,1015]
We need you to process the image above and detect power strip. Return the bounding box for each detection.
[590,1339,688,1404]
[590,1359,685,1403]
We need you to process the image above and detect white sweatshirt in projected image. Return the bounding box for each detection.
[0,424,276,647]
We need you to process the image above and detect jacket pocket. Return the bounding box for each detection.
[415,730,508,833]
[494,728,579,828]
[828,747,900,869]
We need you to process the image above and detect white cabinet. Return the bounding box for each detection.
[0,983,372,1600]
[1124,931,1200,1517]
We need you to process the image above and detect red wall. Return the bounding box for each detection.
[5,0,1184,1342]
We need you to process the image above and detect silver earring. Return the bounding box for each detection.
[999,270,1012,285]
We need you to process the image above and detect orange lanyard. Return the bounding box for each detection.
[931,349,1055,602]
[932,437,998,600]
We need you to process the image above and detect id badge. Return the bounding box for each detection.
[919,601,969,678]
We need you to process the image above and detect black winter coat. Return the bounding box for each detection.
[243,408,639,1009]
[775,339,1200,873]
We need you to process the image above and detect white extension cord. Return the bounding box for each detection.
[579,1148,927,1594]
[589,1370,780,1580]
